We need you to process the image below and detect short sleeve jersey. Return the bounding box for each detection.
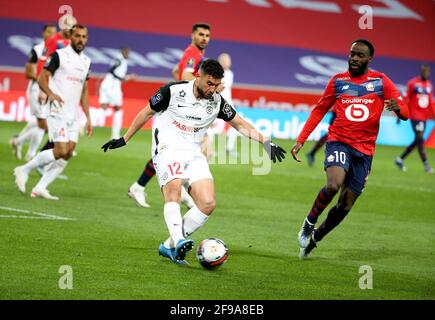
[149,80,236,155]
[177,45,205,80]
[44,45,91,120]
[297,70,407,156]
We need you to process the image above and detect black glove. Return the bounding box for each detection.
[101,137,126,152]
[263,140,286,163]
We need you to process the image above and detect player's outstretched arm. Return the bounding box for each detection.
[101,103,155,152]
[229,114,286,162]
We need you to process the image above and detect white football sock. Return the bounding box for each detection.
[182,206,209,238]
[163,202,184,246]
[181,186,195,209]
[25,127,45,160]
[111,110,123,139]
[130,181,144,192]
[34,158,68,190]
[16,123,38,145]
[22,149,55,174]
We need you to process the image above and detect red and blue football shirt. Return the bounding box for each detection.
[297,70,408,156]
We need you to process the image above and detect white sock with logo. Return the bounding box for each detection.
[183,206,209,238]
[163,202,184,247]
[22,149,55,174]
[34,158,68,190]
[111,110,123,139]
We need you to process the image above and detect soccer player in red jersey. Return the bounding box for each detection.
[36,15,76,76]
[128,23,211,208]
[290,39,409,259]
[172,23,210,81]
[395,65,434,173]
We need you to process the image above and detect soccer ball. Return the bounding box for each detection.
[196,238,228,270]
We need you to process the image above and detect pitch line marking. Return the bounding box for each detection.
[0,206,76,221]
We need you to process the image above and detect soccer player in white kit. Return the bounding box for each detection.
[102,59,286,264]
[99,47,131,139]
[13,24,92,200]
[10,24,57,161]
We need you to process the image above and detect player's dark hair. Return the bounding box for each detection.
[71,24,88,34]
[192,23,211,32]
[43,24,56,31]
[352,39,375,57]
[199,59,224,79]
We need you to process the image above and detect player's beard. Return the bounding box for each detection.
[197,85,212,99]
[348,60,368,77]
[72,42,85,53]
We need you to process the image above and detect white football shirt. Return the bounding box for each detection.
[44,45,91,120]
[149,80,237,154]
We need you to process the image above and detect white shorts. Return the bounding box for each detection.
[27,81,49,119]
[98,77,123,107]
[153,149,213,188]
[47,115,80,143]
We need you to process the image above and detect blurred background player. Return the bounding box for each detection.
[306,106,337,167]
[30,15,77,160]
[10,24,57,161]
[127,23,211,208]
[99,47,133,139]
[207,53,238,158]
[395,65,434,173]
[13,24,92,200]
[291,39,408,259]
[219,53,237,156]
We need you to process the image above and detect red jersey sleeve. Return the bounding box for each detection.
[297,78,336,144]
[383,74,408,120]
[178,47,202,80]
[36,37,58,75]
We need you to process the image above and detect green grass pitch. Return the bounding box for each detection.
[0,121,434,299]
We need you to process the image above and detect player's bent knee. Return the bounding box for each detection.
[326,182,341,195]
[197,199,216,215]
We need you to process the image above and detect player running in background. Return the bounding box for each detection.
[306,106,337,167]
[395,65,434,173]
[127,23,211,208]
[99,47,134,139]
[102,59,286,265]
[10,24,57,161]
[291,39,408,259]
[14,24,92,200]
